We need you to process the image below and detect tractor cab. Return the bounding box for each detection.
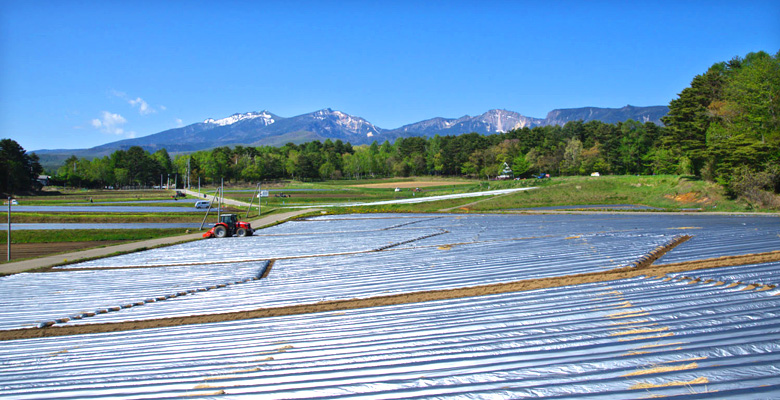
[203,213,254,238]
[219,214,238,227]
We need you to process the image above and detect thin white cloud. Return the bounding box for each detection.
[129,97,153,115]
[111,90,162,115]
[91,111,128,135]
[175,118,184,127]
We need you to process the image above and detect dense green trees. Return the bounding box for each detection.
[55,146,172,188]
[0,138,43,195]
[660,50,779,206]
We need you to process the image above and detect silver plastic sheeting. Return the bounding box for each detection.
[55,231,672,325]
[667,261,780,287]
[0,261,267,330]
[643,215,779,263]
[52,213,780,269]
[27,212,779,327]
[58,227,446,269]
[258,215,436,234]
[303,213,780,257]
[411,213,779,253]
[1,275,779,399]
[1,213,778,399]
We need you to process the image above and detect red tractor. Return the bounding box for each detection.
[203,214,254,238]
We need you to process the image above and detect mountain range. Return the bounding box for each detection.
[34,105,668,163]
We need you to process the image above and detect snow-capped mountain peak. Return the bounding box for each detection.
[204,111,276,126]
[311,108,382,137]
[39,106,668,157]
[476,109,541,133]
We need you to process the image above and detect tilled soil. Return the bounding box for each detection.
[0,241,127,262]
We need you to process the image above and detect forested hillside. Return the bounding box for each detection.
[660,50,779,205]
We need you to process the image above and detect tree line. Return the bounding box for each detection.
[0,138,44,195]
[660,50,779,206]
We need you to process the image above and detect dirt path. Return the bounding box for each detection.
[0,208,321,276]
[0,241,127,262]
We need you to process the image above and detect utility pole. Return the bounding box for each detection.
[7,197,11,261]
[187,157,191,190]
[218,178,224,221]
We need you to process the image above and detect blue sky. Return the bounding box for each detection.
[1,0,778,152]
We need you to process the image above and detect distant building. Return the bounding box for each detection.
[497,162,513,180]
[37,175,50,186]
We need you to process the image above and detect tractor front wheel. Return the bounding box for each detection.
[214,225,228,238]
[236,227,247,237]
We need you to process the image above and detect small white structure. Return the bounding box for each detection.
[37,175,51,186]
[497,162,513,180]
[590,172,600,177]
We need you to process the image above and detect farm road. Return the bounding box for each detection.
[0,208,320,276]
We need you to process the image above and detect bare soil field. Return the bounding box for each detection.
[0,241,127,262]
[350,181,473,189]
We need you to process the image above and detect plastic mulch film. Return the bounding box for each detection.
[1,275,779,399]
[47,232,671,326]
[667,261,780,287]
[0,261,268,330]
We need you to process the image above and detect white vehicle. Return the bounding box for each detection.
[194,200,211,209]
[4,199,18,205]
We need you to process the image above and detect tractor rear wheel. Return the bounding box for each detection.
[236,227,247,237]
[214,225,228,238]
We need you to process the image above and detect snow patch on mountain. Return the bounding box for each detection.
[477,109,541,133]
[204,111,276,126]
[315,108,382,135]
